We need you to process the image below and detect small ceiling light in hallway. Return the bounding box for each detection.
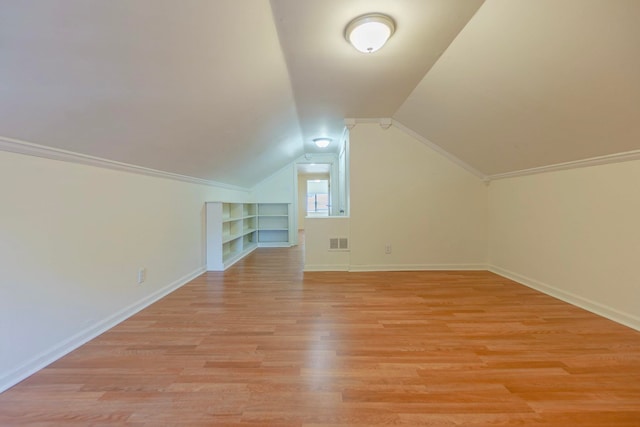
[313,138,331,148]
[345,13,395,53]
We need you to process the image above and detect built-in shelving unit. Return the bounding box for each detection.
[206,202,291,271]
[257,203,290,247]
[206,202,258,271]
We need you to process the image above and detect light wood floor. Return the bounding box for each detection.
[2,241,640,426]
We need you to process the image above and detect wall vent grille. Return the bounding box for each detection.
[329,237,349,251]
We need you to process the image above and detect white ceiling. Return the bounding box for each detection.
[1,1,638,187]
[270,0,483,154]
[394,0,640,175]
[0,0,303,187]
[297,163,331,175]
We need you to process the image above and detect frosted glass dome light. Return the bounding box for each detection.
[345,13,395,53]
[313,138,331,148]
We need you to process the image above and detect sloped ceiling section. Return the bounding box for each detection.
[395,0,640,175]
[1,1,639,186]
[270,0,484,155]
[0,0,303,188]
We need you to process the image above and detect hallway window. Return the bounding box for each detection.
[307,179,329,215]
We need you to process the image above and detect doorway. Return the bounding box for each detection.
[296,163,332,231]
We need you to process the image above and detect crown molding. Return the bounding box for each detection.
[390,119,487,180]
[488,149,640,181]
[344,117,381,128]
[344,118,357,130]
[344,118,487,180]
[345,118,640,182]
[0,135,250,192]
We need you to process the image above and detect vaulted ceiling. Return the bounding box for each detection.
[1,1,638,187]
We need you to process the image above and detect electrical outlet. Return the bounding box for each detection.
[385,244,392,254]
[137,268,146,284]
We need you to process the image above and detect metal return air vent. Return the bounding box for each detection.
[329,237,349,251]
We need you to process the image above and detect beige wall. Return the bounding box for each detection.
[0,150,248,391]
[348,124,488,270]
[488,160,640,329]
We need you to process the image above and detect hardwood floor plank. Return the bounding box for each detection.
[1,239,639,426]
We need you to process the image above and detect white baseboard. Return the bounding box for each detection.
[257,242,293,248]
[348,264,487,272]
[0,267,205,394]
[489,265,640,332]
[304,264,350,272]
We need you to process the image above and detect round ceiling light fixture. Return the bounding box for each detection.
[345,13,396,53]
[313,138,332,148]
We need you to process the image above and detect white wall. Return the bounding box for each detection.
[0,150,248,392]
[488,160,640,330]
[348,124,488,270]
[251,162,297,244]
[252,163,296,203]
[304,217,350,271]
